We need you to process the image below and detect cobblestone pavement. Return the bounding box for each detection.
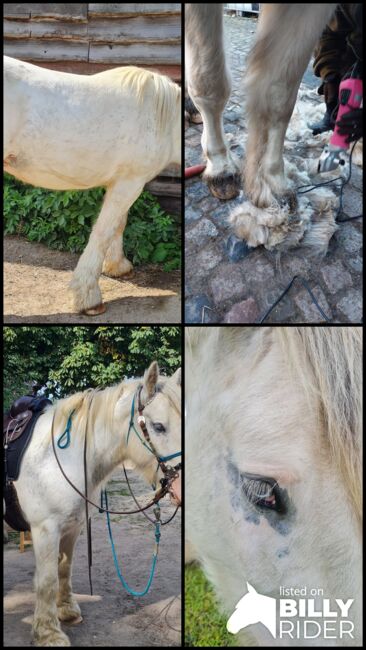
[185,15,363,324]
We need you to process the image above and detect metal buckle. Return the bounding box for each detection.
[137,415,146,426]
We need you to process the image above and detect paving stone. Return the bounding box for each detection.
[209,264,246,306]
[238,254,275,287]
[345,254,362,273]
[337,291,362,323]
[185,181,210,203]
[185,218,218,248]
[210,203,233,228]
[320,261,353,294]
[225,234,251,262]
[294,286,332,323]
[341,187,363,217]
[194,245,223,275]
[185,295,219,324]
[334,224,362,254]
[258,289,295,324]
[278,253,312,277]
[185,205,203,223]
[348,164,363,192]
[223,297,259,323]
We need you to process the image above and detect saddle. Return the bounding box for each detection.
[3,396,51,441]
[3,395,52,532]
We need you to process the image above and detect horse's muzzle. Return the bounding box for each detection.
[169,472,181,507]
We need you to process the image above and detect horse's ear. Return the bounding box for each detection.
[171,367,181,386]
[247,582,257,594]
[143,361,159,398]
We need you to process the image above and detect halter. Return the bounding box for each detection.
[127,385,182,492]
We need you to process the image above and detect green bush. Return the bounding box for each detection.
[3,174,181,271]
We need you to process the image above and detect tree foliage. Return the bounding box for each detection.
[3,326,181,409]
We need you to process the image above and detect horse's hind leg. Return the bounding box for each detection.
[57,528,82,624]
[102,220,133,278]
[31,524,70,646]
[185,4,240,199]
[70,178,144,314]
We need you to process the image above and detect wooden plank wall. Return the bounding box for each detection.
[4,3,182,215]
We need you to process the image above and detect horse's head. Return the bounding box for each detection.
[186,327,362,645]
[116,361,181,506]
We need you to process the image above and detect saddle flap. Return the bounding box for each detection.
[4,410,33,440]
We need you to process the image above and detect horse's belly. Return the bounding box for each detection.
[4,151,112,190]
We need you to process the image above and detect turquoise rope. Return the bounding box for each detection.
[57,410,75,449]
[158,451,181,462]
[102,489,160,597]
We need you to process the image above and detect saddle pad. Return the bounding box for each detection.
[3,408,49,532]
[4,411,41,483]
[4,482,30,532]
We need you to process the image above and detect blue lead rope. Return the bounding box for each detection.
[102,489,160,597]
[57,410,75,449]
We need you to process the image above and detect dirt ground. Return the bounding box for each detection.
[4,236,181,323]
[3,470,181,647]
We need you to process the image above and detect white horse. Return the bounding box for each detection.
[12,361,181,646]
[4,56,181,314]
[185,327,362,646]
[185,4,339,250]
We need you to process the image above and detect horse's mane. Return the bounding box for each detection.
[276,327,362,527]
[53,372,180,445]
[96,65,181,132]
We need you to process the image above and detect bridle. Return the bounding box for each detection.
[51,384,181,516]
[50,383,181,594]
[134,385,181,492]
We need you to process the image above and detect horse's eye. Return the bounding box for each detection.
[242,474,285,514]
[153,422,166,434]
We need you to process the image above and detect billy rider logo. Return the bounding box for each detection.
[226,583,355,641]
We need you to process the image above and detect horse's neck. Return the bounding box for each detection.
[85,391,135,489]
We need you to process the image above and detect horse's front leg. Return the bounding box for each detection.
[70,179,144,314]
[57,527,82,624]
[231,3,337,248]
[32,524,70,646]
[102,220,133,278]
[185,4,240,199]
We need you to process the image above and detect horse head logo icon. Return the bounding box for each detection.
[227,582,276,637]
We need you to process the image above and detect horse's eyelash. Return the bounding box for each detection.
[241,477,285,513]
[242,478,274,501]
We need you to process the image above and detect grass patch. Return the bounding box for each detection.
[4,173,181,271]
[185,564,236,647]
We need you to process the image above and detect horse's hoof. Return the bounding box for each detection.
[63,615,83,626]
[206,172,241,200]
[83,303,106,316]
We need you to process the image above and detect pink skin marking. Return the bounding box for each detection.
[4,153,17,168]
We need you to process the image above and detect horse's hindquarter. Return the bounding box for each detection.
[4,58,168,190]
